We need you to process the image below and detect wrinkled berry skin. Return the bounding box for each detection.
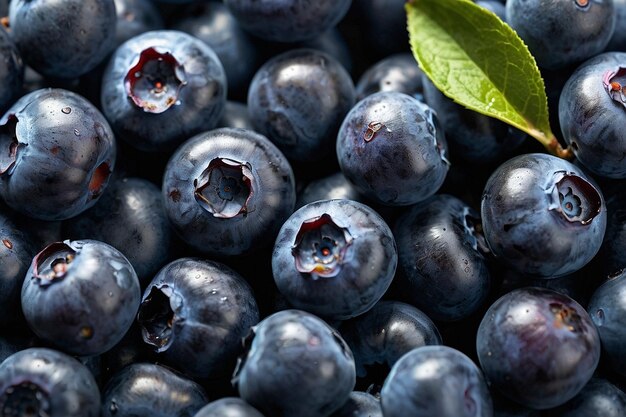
[481,153,606,277]
[137,258,260,379]
[394,195,491,321]
[477,287,600,410]
[0,88,116,221]
[233,309,356,417]
[0,28,23,114]
[355,53,424,101]
[0,210,34,328]
[506,0,616,70]
[587,270,626,377]
[329,392,382,417]
[337,91,449,206]
[340,301,442,378]
[381,345,493,417]
[549,378,626,417]
[224,0,351,43]
[194,397,266,417]
[113,0,163,47]
[248,49,355,162]
[21,239,141,356]
[162,128,296,257]
[9,0,116,79]
[101,363,208,417]
[559,52,626,178]
[101,30,227,152]
[272,199,397,320]
[64,177,171,285]
[0,348,100,417]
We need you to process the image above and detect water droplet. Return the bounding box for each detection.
[61,107,71,114]
[220,297,228,302]
[210,289,218,294]
[108,291,114,297]
[74,129,80,136]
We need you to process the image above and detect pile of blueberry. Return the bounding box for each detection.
[2,0,626,416]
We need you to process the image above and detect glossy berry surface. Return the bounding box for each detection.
[381,345,493,417]
[113,0,163,48]
[355,53,424,101]
[0,28,23,114]
[101,362,208,417]
[162,127,295,257]
[329,392,382,417]
[21,239,141,356]
[549,378,626,417]
[233,309,356,417]
[296,172,363,209]
[248,48,355,162]
[272,199,397,320]
[506,0,616,70]
[8,0,116,79]
[336,91,449,206]
[137,258,259,379]
[0,348,100,417]
[477,287,600,410]
[101,30,227,152]
[481,153,606,277]
[193,397,266,417]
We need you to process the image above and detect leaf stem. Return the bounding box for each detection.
[528,128,574,160]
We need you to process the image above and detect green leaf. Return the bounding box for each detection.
[406,0,569,157]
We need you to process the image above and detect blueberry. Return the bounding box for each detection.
[559,51,626,178]
[193,397,266,417]
[475,1,506,20]
[587,269,626,377]
[477,287,600,409]
[223,0,351,43]
[329,392,382,417]
[272,199,397,320]
[355,53,424,102]
[21,239,141,356]
[101,363,209,417]
[336,91,449,206]
[217,101,255,130]
[63,176,172,286]
[248,48,355,162]
[162,127,295,257]
[606,0,626,51]
[296,172,363,210]
[137,258,259,379]
[351,0,411,59]
[339,301,442,380]
[113,0,164,47]
[233,309,356,417]
[594,186,626,277]
[0,27,23,114]
[481,153,606,277]
[0,88,116,221]
[380,345,493,417]
[506,0,616,70]
[548,378,626,417]
[0,348,100,417]
[8,0,116,79]
[101,30,227,152]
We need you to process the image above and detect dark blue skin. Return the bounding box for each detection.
[194,397,266,417]
[101,363,209,417]
[272,199,397,320]
[587,270,626,377]
[137,258,260,379]
[9,0,116,79]
[0,348,100,417]
[481,153,607,277]
[248,48,355,162]
[162,128,296,257]
[351,0,411,59]
[506,0,616,70]
[477,287,600,410]
[422,77,526,163]
[329,392,382,417]
[0,88,117,221]
[63,177,172,286]
[0,28,23,115]
[607,0,626,50]
[101,30,227,152]
[475,1,506,20]
[381,345,493,417]
[233,309,356,417]
[0,209,34,328]
[296,172,363,209]
[394,194,491,321]
[594,186,626,277]
[336,91,449,206]
[0,333,38,363]
[172,2,258,98]
[559,52,626,178]
[21,239,141,356]
[355,53,424,102]
[548,378,626,417]
[113,0,164,47]
[217,101,255,130]
[223,0,352,43]
[339,301,442,379]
